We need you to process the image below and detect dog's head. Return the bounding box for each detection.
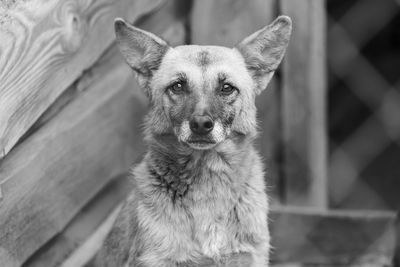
[115,17,291,150]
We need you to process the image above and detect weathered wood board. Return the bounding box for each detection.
[136,0,189,46]
[280,0,328,207]
[191,0,276,46]
[0,47,148,266]
[0,0,164,159]
[190,0,283,203]
[23,174,131,267]
[270,207,396,266]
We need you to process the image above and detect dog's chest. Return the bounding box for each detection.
[189,195,238,257]
[179,180,260,258]
[139,150,269,261]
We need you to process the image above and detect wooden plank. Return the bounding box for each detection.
[0,0,164,159]
[0,47,148,266]
[62,205,123,267]
[270,207,396,266]
[280,0,328,207]
[23,174,131,267]
[256,78,282,204]
[60,204,122,267]
[191,0,277,46]
[190,0,283,203]
[136,0,189,46]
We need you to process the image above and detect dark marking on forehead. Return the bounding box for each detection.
[197,50,211,67]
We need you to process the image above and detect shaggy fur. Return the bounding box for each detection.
[94,16,291,267]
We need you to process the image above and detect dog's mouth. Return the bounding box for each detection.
[186,138,217,150]
[175,120,226,150]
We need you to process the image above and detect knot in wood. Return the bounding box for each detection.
[59,1,87,53]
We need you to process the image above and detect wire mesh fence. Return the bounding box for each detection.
[327,0,400,264]
[327,0,400,212]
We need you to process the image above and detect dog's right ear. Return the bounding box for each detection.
[114,18,169,85]
[236,16,292,94]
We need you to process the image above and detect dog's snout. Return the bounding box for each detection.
[189,115,214,135]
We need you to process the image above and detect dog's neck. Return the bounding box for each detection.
[144,133,256,201]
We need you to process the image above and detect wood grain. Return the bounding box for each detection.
[0,47,148,266]
[63,205,123,267]
[24,174,131,267]
[0,0,164,159]
[191,0,277,46]
[136,0,189,46]
[190,0,283,203]
[280,0,328,207]
[270,206,396,266]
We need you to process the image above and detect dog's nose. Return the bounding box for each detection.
[189,115,214,135]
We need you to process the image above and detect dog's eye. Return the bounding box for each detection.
[169,82,184,94]
[220,83,236,95]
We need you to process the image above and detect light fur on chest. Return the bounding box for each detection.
[131,147,269,264]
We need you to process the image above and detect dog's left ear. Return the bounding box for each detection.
[114,18,169,91]
[236,16,292,94]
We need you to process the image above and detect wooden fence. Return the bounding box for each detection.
[0,0,396,266]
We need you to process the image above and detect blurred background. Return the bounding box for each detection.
[0,0,399,266]
[327,0,400,213]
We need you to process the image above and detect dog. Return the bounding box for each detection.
[93,15,291,267]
